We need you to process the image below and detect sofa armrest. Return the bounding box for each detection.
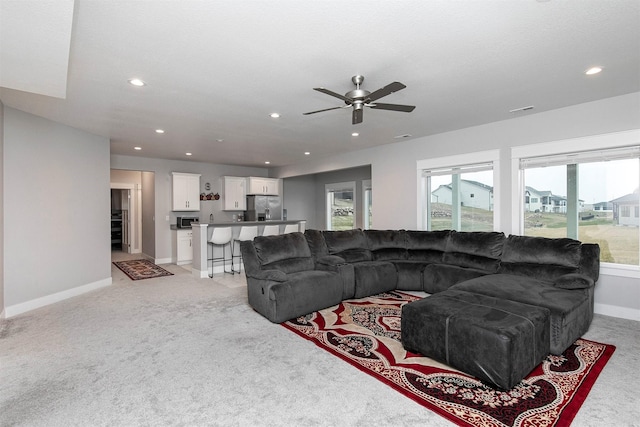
[553,273,594,290]
[247,269,288,282]
[316,255,347,270]
[315,255,355,299]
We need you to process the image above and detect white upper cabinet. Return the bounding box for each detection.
[223,176,247,210]
[172,172,201,211]
[246,177,280,195]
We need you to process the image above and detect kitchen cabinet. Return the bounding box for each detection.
[174,229,193,265]
[172,172,201,211]
[246,177,280,195]
[223,176,247,210]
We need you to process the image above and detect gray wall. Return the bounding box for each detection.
[3,107,111,309]
[274,92,640,319]
[282,166,372,230]
[110,155,270,263]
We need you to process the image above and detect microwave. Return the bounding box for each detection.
[177,216,199,228]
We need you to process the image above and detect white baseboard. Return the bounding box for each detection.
[155,257,172,265]
[595,303,640,322]
[4,278,112,318]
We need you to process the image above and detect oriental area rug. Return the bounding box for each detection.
[113,259,174,281]
[282,291,615,427]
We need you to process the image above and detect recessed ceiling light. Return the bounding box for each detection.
[270,113,280,118]
[265,161,270,164]
[585,66,603,75]
[352,132,359,137]
[185,152,192,156]
[134,146,142,150]
[128,78,146,87]
[304,152,310,155]
[155,129,165,134]
[216,139,224,142]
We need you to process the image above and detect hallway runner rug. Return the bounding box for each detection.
[282,291,615,427]
[113,259,174,280]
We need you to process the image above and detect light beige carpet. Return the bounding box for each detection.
[1,260,638,426]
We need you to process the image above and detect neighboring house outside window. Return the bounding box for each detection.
[512,133,640,268]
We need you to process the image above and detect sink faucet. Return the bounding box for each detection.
[209,213,214,223]
[265,208,270,220]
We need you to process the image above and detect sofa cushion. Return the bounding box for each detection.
[405,230,449,262]
[365,230,408,261]
[352,261,397,298]
[499,235,582,281]
[254,233,314,274]
[450,274,592,354]
[322,229,372,262]
[443,231,505,273]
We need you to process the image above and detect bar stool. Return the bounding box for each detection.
[262,225,280,236]
[283,224,298,234]
[232,225,258,273]
[208,227,233,277]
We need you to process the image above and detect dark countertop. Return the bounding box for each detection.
[172,219,305,229]
[200,219,305,227]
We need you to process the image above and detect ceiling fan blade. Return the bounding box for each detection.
[352,108,363,125]
[303,106,345,115]
[313,87,353,103]
[366,81,406,102]
[368,102,416,112]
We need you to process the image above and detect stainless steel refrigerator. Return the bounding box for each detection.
[244,195,282,221]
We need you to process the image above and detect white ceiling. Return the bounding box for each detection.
[1,0,639,168]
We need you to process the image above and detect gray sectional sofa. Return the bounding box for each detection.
[240,229,600,359]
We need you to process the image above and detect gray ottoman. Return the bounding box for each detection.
[401,289,550,390]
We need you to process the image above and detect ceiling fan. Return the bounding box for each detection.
[303,75,415,125]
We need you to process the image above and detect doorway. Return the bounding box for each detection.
[110,186,134,254]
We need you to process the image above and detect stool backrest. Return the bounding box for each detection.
[262,225,280,236]
[209,227,233,245]
[237,226,258,242]
[283,224,298,234]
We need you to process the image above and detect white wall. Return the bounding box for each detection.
[3,107,111,314]
[274,92,640,320]
[141,171,155,258]
[110,155,270,263]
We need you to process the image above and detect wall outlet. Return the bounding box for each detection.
[165,215,170,221]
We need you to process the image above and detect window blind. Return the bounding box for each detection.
[423,162,493,177]
[520,146,640,169]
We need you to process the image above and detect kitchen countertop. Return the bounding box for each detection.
[171,219,305,230]
[199,219,305,227]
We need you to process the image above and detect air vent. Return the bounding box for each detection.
[394,134,413,139]
[509,106,535,113]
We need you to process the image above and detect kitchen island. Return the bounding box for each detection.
[191,220,307,278]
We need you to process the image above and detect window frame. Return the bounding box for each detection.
[511,129,640,278]
[416,149,501,231]
[325,181,357,231]
[362,179,372,230]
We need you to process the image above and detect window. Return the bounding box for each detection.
[325,181,356,230]
[516,138,640,268]
[418,150,500,231]
[362,180,372,230]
